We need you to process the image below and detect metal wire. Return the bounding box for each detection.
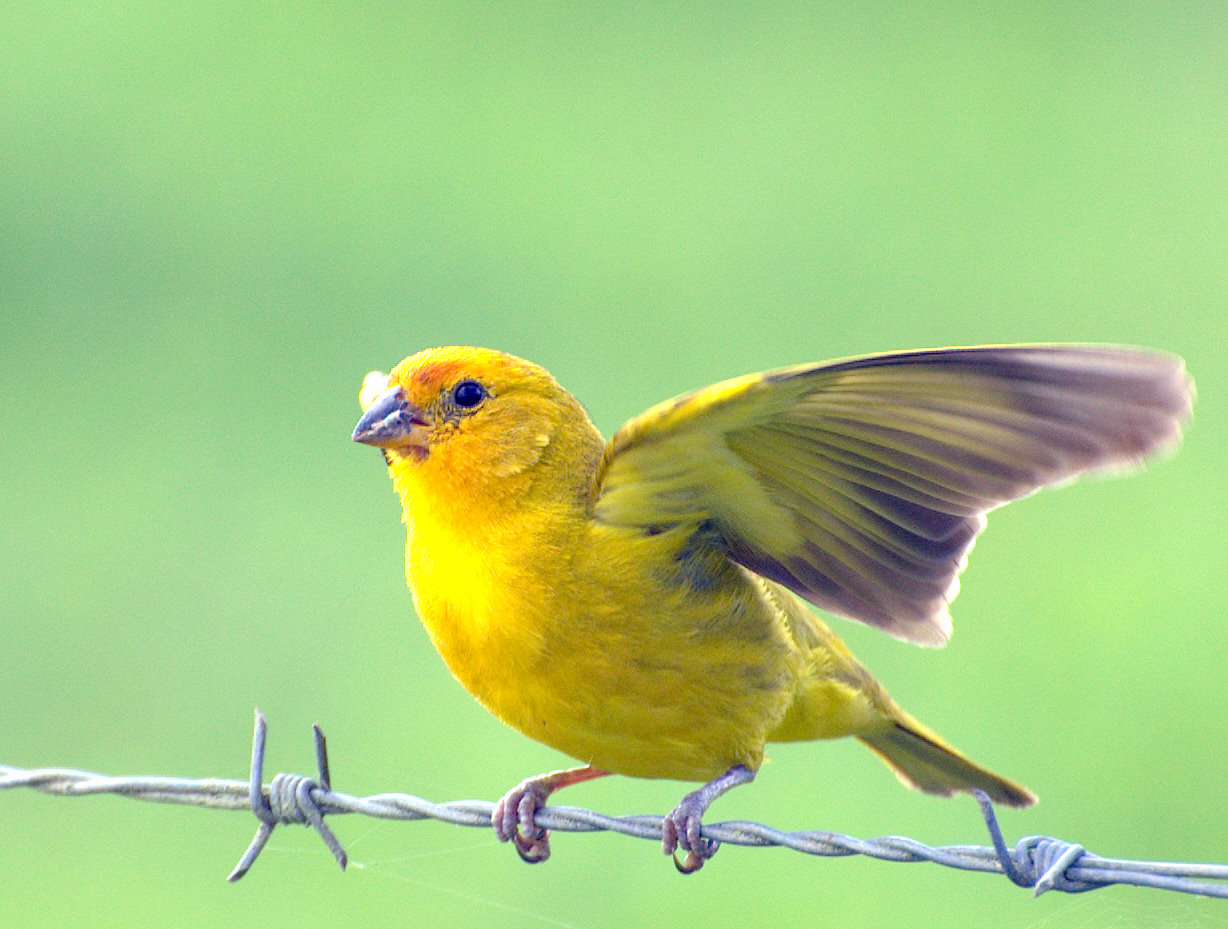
[3,710,1227,898]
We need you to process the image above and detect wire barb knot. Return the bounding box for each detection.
[973,790,1099,895]
[226,710,347,882]
[264,771,327,827]
[1013,837,1095,896]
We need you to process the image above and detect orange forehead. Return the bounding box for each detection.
[397,358,466,391]
[390,347,473,393]
[388,346,531,402]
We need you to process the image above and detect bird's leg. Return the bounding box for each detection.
[663,764,756,873]
[492,765,608,863]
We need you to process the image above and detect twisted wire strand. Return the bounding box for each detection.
[3,710,1226,898]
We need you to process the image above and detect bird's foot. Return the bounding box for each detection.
[661,765,756,874]
[662,794,719,873]
[492,765,608,864]
[493,776,554,863]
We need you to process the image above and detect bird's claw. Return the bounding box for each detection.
[492,777,553,864]
[511,828,551,863]
[662,796,719,874]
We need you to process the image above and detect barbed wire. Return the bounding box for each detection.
[2,710,1226,898]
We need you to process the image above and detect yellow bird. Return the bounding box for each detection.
[353,344,1192,871]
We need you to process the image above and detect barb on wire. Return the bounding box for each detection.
[2,711,1226,899]
[228,713,346,881]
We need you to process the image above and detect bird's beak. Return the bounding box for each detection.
[352,384,433,451]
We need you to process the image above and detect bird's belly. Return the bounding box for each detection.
[416,574,803,783]
[494,637,792,781]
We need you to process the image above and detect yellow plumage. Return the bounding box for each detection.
[353,344,1192,869]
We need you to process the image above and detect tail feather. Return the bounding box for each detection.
[857,712,1036,808]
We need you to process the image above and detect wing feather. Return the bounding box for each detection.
[593,345,1193,645]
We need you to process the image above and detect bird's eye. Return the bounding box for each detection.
[451,380,487,409]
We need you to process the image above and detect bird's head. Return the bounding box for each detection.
[353,346,602,507]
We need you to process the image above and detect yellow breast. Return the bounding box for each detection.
[404,488,808,780]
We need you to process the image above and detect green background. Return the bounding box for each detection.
[3,3,1226,927]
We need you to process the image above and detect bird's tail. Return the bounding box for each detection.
[857,709,1036,808]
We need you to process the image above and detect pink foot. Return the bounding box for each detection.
[661,765,756,873]
[492,776,553,863]
[491,766,608,864]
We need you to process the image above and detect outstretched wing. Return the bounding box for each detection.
[592,345,1193,646]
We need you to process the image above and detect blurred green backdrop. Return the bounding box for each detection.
[2,3,1226,928]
